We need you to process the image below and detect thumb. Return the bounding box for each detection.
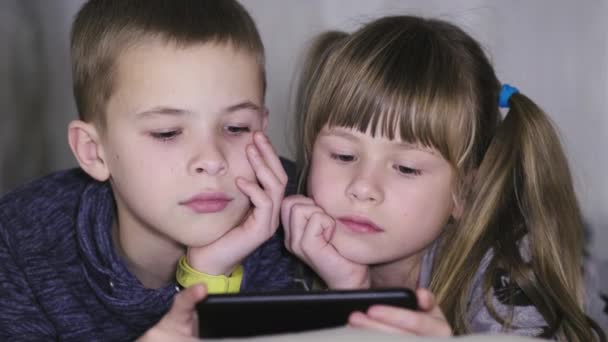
[415,288,435,311]
[415,288,444,318]
[160,284,207,335]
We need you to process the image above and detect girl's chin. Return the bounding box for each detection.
[331,237,376,265]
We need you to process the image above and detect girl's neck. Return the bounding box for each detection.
[111,215,184,289]
[369,252,424,290]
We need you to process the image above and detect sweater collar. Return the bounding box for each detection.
[75,180,178,330]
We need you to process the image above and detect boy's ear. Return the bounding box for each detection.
[67,120,110,182]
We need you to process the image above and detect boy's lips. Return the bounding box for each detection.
[180,192,233,213]
[337,215,384,233]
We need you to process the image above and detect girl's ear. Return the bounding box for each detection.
[451,170,476,220]
[451,193,464,220]
[67,120,110,182]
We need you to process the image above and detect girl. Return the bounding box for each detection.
[282,15,606,340]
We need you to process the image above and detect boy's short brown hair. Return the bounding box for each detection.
[71,0,265,129]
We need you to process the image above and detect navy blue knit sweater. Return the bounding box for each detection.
[0,164,305,341]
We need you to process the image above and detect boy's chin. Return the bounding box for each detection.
[176,229,230,248]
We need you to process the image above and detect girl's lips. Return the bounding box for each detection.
[337,216,384,233]
[180,193,233,213]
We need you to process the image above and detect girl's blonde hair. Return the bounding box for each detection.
[295,16,604,341]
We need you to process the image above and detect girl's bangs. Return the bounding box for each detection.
[318,56,474,166]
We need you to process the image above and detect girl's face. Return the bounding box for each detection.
[307,125,459,266]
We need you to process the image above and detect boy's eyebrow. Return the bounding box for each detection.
[135,106,191,118]
[223,101,263,114]
[135,101,263,118]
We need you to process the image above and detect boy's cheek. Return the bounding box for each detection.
[229,154,257,180]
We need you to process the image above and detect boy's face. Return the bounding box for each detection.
[100,41,266,247]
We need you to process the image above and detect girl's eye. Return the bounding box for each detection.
[150,130,182,141]
[330,153,355,162]
[394,165,421,176]
[225,126,251,135]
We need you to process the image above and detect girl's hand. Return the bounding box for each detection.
[137,285,206,341]
[348,288,452,336]
[187,132,288,276]
[281,195,370,289]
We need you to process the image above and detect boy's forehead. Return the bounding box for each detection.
[107,40,265,119]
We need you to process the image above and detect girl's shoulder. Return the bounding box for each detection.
[467,241,608,335]
[583,256,608,333]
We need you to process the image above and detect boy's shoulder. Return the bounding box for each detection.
[0,168,97,242]
[1,168,92,215]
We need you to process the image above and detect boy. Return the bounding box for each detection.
[0,0,304,340]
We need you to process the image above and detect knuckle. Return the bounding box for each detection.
[257,194,272,209]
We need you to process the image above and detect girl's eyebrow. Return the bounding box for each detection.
[319,129,359,142]
[321,127,438,154]
[322,128,417,148]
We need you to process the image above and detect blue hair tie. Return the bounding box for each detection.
[499,84,519,108]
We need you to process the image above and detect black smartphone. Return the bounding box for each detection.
[196,288,417,338]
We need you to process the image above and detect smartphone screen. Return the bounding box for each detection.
[197,288,417,338]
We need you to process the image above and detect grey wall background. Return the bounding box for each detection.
[1,0,606,259]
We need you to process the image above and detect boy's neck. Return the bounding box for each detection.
[369,252,424,290]
[111,220,184,289]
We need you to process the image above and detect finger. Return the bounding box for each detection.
[366,305,452,336]
[300,212,335,256]
[235,177,273,235]
[192,309,200,339]
[281,196,315,247]
[247,144,283,195]
[288,203,325,255]
[348,311,409,335]
[246,144,284,228]
[253,132,288,186]
[160,284,207,335]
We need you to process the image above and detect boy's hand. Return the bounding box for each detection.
[348,288,452,336]
[281,195,371,289]
[137,285,206,341]
[187,132,287,275]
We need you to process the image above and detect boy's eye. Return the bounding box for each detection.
[225,126,251,135]
[330,153,355,162]
[394,165,421,176]
[150,130,182,141]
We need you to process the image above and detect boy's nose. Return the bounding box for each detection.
[193,161,226,175]
[189,145,227,176]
